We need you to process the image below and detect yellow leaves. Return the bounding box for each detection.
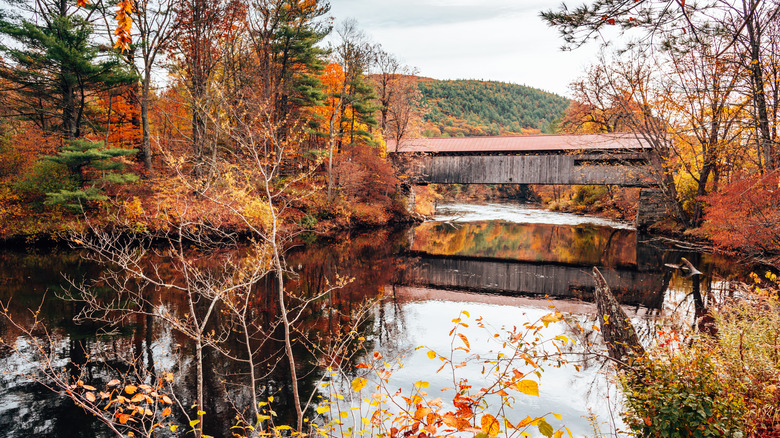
[241,198,274,231]
[541,311,564,328]
[85,392,96,403]
[124,385,137,395]
[316,405,330,414]
[517,416,535,428]
[351,377,367,392]
[123,196,145,221]
[162,407,172,417]
[426,350,437,359]
[513,380,539,397]
[480,414,500,437]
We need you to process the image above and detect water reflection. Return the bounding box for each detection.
[409,220,638,268]
[0,204,750,437]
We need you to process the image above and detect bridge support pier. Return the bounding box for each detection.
[400,183,416,214]
[636,189,669,230]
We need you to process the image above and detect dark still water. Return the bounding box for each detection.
[0,203,753,437]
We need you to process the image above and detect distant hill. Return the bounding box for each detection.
[417,79,570,137]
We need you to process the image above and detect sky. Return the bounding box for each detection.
[327,0,602,97]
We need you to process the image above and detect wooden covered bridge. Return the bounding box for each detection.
[388,133,667,227]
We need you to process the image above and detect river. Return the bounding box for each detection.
[0,202,747,437]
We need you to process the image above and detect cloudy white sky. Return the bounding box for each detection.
[327,0,601,97]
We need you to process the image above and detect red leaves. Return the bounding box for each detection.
[704,171,780,253]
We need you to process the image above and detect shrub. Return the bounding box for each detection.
[13,159,79,206]
[573,185,609,206]
[712,276,780,435]
[621,342,746,437]
[703,172,780,254]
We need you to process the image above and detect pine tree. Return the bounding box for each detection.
[0,0,136,140]
[44,140,137,208]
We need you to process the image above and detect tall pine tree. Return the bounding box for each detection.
[0,0,135,140]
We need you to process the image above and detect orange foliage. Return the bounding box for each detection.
[335,141,398,205]
[149,87,191,158]
[93,87,141,149]
[311,62,347,132]
[0,122,60,174]
[703,172,780,253]
[113,0,133,51]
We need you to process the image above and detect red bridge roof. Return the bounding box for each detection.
[387,133,649,153]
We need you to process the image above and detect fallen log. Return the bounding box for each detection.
[593,267,645,367]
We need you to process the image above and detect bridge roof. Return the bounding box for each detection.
[387,133,650,154]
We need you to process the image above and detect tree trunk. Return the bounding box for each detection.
[141,74,153,173]
[743,0,774,170]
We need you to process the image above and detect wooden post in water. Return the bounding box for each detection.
[593,267,645,366]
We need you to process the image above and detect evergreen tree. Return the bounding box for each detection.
[0,0,136,140]
[44,140,137,208]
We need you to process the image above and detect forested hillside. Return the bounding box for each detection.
[417,79,570,137]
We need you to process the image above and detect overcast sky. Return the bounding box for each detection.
[327,0,601,97]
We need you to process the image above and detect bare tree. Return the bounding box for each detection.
[371,46,423,146]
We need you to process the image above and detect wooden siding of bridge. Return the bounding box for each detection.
[413,154,653,186]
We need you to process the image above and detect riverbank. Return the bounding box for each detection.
[0,168,416,249]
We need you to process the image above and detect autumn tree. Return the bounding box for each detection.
[542,0,780,171]
[560,65,638,134]
[721,0,780,170]
[170,0,244,181]
[317,19,377,200]
[371,46,422,146]
[119,0,180,172]
[0,0,135,140]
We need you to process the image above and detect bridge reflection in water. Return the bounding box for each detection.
[394,220,671,309]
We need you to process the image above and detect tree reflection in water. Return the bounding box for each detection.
[0,213,747,437]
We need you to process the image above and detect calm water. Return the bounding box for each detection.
[0,202,751,437]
